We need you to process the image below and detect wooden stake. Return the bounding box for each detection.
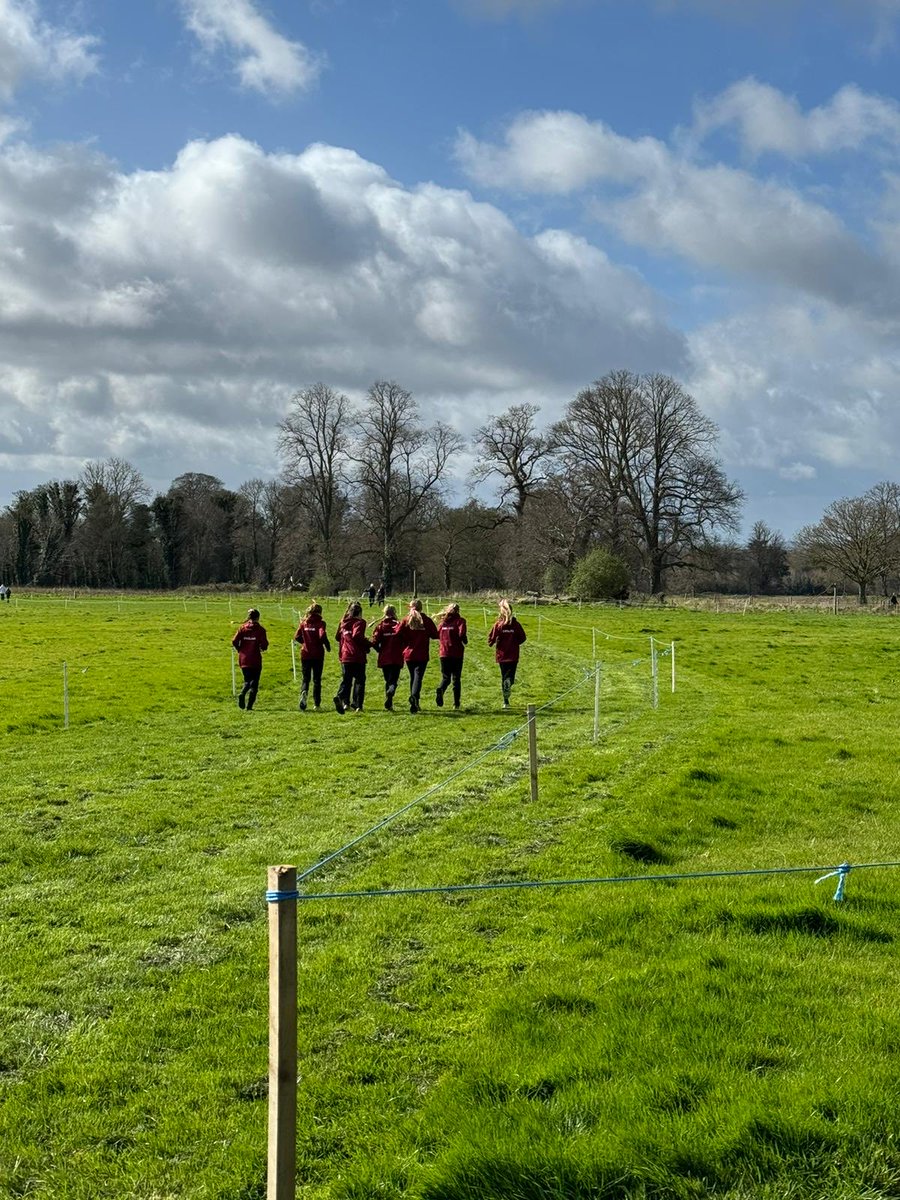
[527,705,538,804]
[267,865,298,1200]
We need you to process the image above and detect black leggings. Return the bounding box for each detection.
[336,662,366,710]
[300,657,324,707]
[381,664,402,702]
[437,656,463,706]
[406,660,427,709]
[500,661,518,690]
[239,665,262,710]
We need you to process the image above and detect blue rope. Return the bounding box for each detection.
[266,889,301,903]
[297,860,900,903]
[815,861,851,902]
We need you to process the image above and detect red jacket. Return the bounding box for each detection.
[294,618,330,660]
[397,615,438,663]
[488,618,526,664]
[338,617,370,664]
[370,616,404,668]
[232,620,269,669]
[438,614,467,659]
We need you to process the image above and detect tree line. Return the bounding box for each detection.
[0,370,893,602]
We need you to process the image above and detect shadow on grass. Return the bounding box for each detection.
[720,905,893,944]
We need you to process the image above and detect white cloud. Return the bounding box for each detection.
[180,0,323,98]
[0,0,98,101]
[687,302,900,474]
[0,133,683,495]
[690,80,900,159]
[456,110,665,192]
[456,95,900,319]
[779,462,817,480]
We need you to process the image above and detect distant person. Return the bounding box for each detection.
[435,603,468,710]
[488,599,526,709]
[5,584,11,603]
[293,601,331,711]
[891,594,898,610]
[0,584,6,603]
[370,604,404,710]
[396,599,438,713]
[375,581,386,605]
[334,601,370,714]
[232,608,269,711]
[366,582,376,607]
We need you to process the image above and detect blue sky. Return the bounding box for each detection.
[4,0,900,536]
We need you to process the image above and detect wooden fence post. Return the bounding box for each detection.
[267,865,298,1200]
[527,705,538,804]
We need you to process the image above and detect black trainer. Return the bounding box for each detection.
[333,696,345,714]
[237,692,245,710]
[435,687,443,707]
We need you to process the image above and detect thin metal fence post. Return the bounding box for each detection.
[63,661,69,729]
[671,641,676,693]
[231,649,237,697]
[651,638,659,710]
[593,663,601,743]
[267,865,298,1200]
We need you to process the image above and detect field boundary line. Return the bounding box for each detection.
[293,860,899,903]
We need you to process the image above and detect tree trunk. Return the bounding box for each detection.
[381,539,396,594]
[858,581,868,605]
[650,555,664,595]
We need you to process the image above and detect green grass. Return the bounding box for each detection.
[4,594,900,1198]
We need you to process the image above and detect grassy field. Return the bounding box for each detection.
[3,594,900,1199]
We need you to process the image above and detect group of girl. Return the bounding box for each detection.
[293,598,527,714]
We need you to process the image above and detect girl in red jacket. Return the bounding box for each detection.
[435,602,468,710]
[293,601,331,711]
[369,604,404,710]
[488,598,526,709]
[334,601,370,714]
[396,599,438,713]
[232,607,269,711]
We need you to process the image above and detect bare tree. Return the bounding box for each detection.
[81,458,148,515]
[427,500,507,590]
[278,383,350,585]
[472,403,555,518]
[236,478,267,582]
[744,520,789,593]
[77,459,149,586]
[796,485,899,605]
[553,370,743,593]
[867,480,900,596]
[350,381,464,591]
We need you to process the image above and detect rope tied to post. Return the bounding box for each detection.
[266,889,301,903]
[815,861,851,902]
